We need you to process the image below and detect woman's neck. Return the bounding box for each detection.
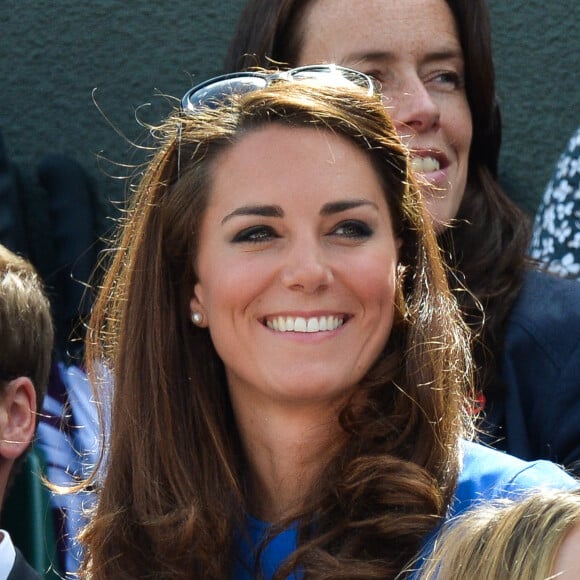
[236,400,346,522]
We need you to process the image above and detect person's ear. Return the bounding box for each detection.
[189,288,208,328]
[0,377,37,460]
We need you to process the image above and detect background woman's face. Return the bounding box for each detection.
[298,0,472,231]
[191,124,400,414]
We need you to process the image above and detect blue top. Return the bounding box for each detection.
[481,269,580,471]
[232,440,577,579]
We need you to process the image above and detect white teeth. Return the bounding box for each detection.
[411,156,440,173]
[266,315,345,333]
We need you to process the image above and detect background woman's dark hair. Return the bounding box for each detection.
[83,82,472,579]
[224,0,532,400]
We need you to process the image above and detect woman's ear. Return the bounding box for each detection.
[0,377,37,460]
[190,291,208,328]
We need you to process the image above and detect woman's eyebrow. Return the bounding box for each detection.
[221,200,376,223]
[344,47,463,66]
[342,49,395,66]
[320,199,378,216]
[420,48,464,65]
[221,204,284,224]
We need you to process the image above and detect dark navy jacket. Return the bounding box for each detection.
[8,548,42,580]
[482,269,580,472]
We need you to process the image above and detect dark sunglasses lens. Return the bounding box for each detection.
[183,76,268,111]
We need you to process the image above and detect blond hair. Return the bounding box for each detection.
[417,488,580,580]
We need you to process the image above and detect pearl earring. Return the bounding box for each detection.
[191,311,203,326]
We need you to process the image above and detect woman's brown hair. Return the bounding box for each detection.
[83,80,473,578]
[224,0,531,401]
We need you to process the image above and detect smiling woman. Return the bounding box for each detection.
[191,125,400,413]
[81,68,577,579]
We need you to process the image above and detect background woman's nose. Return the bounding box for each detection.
[386,82,441,134]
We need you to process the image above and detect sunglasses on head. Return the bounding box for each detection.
[181,64,379,112]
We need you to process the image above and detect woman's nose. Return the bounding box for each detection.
[385,79,441,134]
[280,240,334,293]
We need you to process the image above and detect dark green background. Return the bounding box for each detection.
[1,0,579,217]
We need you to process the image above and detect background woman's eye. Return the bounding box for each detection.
[430,71,463,90]
[232,225,278,243]
[332,220,373,239]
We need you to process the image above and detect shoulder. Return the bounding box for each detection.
[495,270,580,467]
[452,441,577,516]
[555,127,580,174]
[510,269,580,324]
[505,269,580,367]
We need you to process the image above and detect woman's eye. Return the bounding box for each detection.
[429,71,463,91]
[331,220,373,239]
[232,225,278,244]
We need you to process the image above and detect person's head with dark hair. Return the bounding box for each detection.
[0,243,53,580]
[225,0,530,410]
[83,68,475,579]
